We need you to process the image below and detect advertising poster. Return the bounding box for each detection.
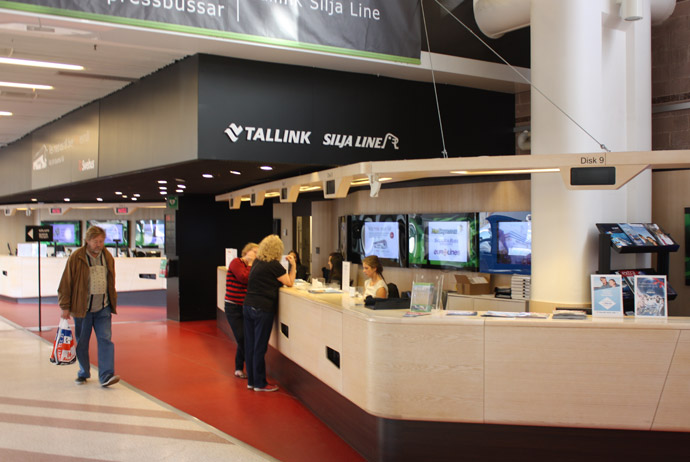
[590,274,623,318]
[362,221,398,260]
[428,221,469,263]
[634,275,668,318]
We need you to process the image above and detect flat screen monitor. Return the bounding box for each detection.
[478,211,531,275]
[347,214,407,268]
[408,213,478,270]
[41,220,81,247]
[135,219,165,248]
[86,219,129,247]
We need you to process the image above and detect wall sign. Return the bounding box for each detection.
[0,0,421,62]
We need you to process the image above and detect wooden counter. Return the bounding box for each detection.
[216,269,690,460]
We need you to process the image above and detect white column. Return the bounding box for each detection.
[530,0,652,310]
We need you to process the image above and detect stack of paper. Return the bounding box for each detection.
[511,275,531,300]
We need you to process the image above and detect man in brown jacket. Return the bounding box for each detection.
[58,226,119,387]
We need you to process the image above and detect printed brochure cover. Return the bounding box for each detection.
[634,275,668,318]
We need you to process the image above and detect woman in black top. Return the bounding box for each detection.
[243,235,296,392]
[326,252,344,286]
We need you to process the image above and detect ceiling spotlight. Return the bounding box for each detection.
[131,197,138,201]
[0,80,53,90]
[159,191,167,195]
[230,170,241,175]
[64,198,70,202]
[31,198,37,202]
[260,165,273,171]
[97,197,103,202]
[176,189,183,193]
[0,111,12,116]
[159,186,167,190]
[157,180,167,184]
[133,193,140,197]
[202,173,214,178]
[115,191,122,195]
[177,184,186,189]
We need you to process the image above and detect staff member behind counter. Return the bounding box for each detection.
[362,255,388,298]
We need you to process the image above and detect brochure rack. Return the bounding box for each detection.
[597,224,679,307]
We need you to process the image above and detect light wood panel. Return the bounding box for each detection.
[484,324,678,429]
[654,329,690,430]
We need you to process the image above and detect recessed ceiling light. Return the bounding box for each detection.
[202,173,213,178]
[0,81,53,90]
[133,193,140,197]
[0,57,84,71]
[230,170,241,175]
[177,184,186,189]
[96,197,103,202]
[159,191,167,195]
[122,195,128,199]
[115,191,122,195]
[159,186,167,190]
[175,178,185,182]
[0,111,12,116]
[450,168,560,175]
[260,166,273,171]
[176,189,183,193]
[64,198,70,202]
[131,197,138,201]
[30,198,37,202]
[157,180,167,184]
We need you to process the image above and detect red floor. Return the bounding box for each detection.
[0,299,364,462]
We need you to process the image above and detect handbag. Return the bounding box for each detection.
[50,318,77,365]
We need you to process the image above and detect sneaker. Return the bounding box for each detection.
[253,384,279,392]
[247,384,254,389]
[75,377,87,385]
[101,374,120,388]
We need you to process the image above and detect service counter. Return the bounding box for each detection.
[0,256,166,299]
[216,269,690,460]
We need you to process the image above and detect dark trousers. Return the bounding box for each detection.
[224,301,245,371]
[243,305,275,389]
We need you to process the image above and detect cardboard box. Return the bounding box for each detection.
[454,273,491,295]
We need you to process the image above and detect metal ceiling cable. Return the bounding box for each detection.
[434,0,610,152]
[421,0,449,158]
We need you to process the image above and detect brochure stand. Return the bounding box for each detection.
[596,224,679,310]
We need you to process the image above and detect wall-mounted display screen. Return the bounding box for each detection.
[347,214,407,268]
[86,219,129,247]
[135,219,165,248]
[408,213,478,270]
[41,221,81,247]
[478,211,531,275]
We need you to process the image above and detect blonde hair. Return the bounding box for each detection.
[85,226,106,242]
[241,242,258,257]
[257,235,284,262]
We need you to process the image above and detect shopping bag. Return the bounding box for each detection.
[49,318,77,365]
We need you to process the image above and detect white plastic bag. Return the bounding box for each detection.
[50,318,77,365]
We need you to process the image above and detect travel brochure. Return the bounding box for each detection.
[590,274,624,318]
[596,223,676,249]
[634,275,668,318]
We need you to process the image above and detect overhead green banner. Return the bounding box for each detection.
[0,0,421,63]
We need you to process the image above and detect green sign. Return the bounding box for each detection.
[167,195,179,210]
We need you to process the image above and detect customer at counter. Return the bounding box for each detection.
[326,252,344,287]
[362,255,388,298]
[224,242,258,380]
[243,235,296,392]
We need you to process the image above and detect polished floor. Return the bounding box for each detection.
[0,299,364,462]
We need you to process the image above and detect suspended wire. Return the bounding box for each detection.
[433,0,610,152]
[421,0,449,158]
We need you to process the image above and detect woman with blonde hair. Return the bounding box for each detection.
[243,235,296,392]
[224,242,259,379]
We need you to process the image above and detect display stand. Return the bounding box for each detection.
[597,224,679,309]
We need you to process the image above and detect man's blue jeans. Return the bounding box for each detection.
[243,305,275,389]
[74,305,115,384]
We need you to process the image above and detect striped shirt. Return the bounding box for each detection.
[225,257,251,305]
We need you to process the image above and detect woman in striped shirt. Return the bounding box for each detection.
[224,242,258,379]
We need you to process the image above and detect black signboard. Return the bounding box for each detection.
[25,225,53,242]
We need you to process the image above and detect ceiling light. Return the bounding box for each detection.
[176,189,183,193]
[122,195,128,198]
[133,193,140,197]
[202,173,213,178]
[260,166,273,171]
[157,180,167,184]
[31,198,37,202]
[299,185,321,192]
[265,192,280,197]
[97,197,103,202]
[0,111,12,116]
[0,56,84,71]
[159,186,167,190]
[230,170,241,175]
[131,197,138,201]
[64,198,70,202]
[159,191,167,195]
[115,191,122,195]
[0,81,53,90]
[450,168,561,175]
[177,184,186,189]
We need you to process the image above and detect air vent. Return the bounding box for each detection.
[57,71,137,82]
[0,90,37,100]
